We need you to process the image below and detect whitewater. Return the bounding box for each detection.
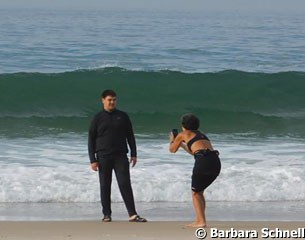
[1,133,304,203]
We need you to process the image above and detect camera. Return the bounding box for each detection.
[172,129,178,138]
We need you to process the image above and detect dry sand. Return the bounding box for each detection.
[0,221,304,240]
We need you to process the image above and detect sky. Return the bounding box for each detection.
[1,0,305,12]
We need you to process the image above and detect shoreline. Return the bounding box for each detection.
[1,201,305,222]
[0,221,304,240]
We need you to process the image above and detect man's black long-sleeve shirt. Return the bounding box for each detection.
[88,109,137,163]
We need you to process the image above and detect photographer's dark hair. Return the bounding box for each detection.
[101,89,117,98]
[181,113,200,130]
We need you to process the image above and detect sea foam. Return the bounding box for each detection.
[0,134,304,203]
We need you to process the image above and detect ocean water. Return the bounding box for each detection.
[0,8,305,221]
[1,9,305,73]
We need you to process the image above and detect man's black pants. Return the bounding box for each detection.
[97,153,137,217]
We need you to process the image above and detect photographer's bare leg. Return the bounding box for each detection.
[186,191,206,227]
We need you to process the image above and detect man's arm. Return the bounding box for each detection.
[88,116,98,164]
[126,115,137,157]
[125,114,137,167]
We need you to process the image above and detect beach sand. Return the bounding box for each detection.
[0,221,304,240]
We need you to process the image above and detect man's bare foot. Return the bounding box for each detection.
[185,221,206,228]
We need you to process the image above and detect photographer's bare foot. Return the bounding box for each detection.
[185,221,206,228]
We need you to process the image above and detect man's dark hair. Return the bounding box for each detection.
[181,113,200,130]
[101,89,117,98]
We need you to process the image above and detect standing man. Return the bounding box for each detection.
[88,89,147,223]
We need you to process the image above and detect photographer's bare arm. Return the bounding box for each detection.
[169,132,193,154]
[169,130,214,154]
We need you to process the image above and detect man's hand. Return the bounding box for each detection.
[130,157,137,168]
[91,162,99,171]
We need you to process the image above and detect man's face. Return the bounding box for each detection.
[102,95,117,112]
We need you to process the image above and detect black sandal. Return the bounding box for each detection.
[129,215,147,222]
[102,215,112,222]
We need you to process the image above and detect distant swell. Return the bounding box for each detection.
[1,68,305,137]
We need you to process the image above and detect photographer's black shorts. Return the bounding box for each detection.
[191,150,221,192]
